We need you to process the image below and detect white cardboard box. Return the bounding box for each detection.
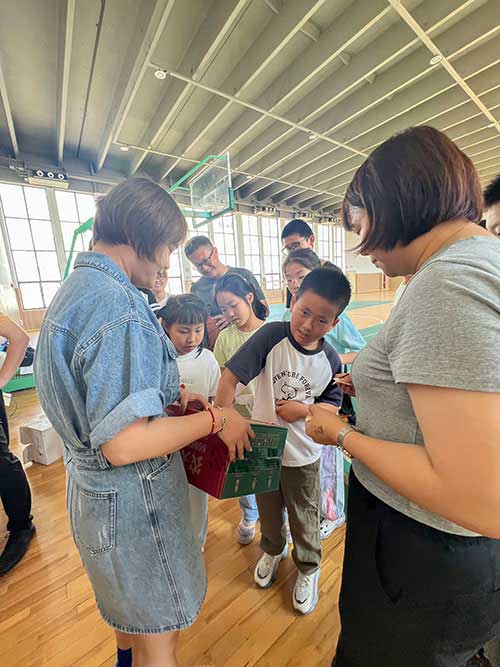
[20,415,64,465]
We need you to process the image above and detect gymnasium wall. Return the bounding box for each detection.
[345,231,384,293]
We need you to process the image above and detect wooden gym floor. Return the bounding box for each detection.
[0,292,394,667]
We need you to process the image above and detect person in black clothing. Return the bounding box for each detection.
[0,312,35,576]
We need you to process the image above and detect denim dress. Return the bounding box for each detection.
[34,252,206,633]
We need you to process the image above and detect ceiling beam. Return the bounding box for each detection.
[285,81,500,204]
[235,0,465,199]
[56,0,75,165]
[234,11,420,193]
[263,0,320,41]
[288,63,500,199]
[288,192,332,209]
[0,57,18,158]
[95,0,176,171]
[197,0,389,172]
[150,66,367,165]
[129,0,252,176]
[248,24,500,201]
[235,0,477,177]
[156,0,333,180]
[387,0,500,135]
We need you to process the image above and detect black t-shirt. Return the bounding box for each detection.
[191,267,266,317]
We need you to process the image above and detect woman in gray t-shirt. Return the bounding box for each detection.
[306,126,500,667]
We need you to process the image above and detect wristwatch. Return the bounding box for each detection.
[336,425,359,460]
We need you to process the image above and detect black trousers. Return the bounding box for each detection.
[0,391,32,533]
[334,472,500,667]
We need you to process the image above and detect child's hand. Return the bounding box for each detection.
[275,400,309,423]
[214,314,230,331]
[218,407,254,462]
[335,373,356,397]
[179,388,209,414]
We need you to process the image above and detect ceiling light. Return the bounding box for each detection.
[119,145,129,152]
[429,55,442,65]
[487,122,496,128]
[308,133,317,141]
[154,69,167,80]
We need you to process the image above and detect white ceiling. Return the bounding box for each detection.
[0,0,499,215]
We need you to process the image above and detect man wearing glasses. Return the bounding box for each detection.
[281,218,319,256]
[281,219,324,307]
[185,236,268,340]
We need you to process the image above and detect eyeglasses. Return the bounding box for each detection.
[193,247,215,270]
[281,240,305,255]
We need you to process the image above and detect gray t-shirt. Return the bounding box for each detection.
[352,236,500,536]
[191,267,265,317]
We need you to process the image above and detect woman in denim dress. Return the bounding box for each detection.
[34,179,252,667]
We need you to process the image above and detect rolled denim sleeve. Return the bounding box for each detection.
[79,319,169,448]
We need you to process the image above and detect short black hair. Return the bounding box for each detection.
[281,219,314,241]
[342,126,483,254]
[157,294,208,355]
[484,175,500,208]
[296,267,351,315]
[184,235,213,257]
[93,178,186,261]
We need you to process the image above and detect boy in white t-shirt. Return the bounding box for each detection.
[216,267,350,614]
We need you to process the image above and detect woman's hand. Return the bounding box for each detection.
[335,372,356,397]
[218,407,255,462]
[306,404,346,445]
[275,400,309,423]
[179,387,209,414]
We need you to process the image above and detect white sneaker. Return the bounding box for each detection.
[320,517,337,540]
[254,546,288,588]
[293,569,320,615]
[237,518,257,545]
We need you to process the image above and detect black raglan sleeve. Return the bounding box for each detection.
[316,343,343,407]
[225,322,287,386]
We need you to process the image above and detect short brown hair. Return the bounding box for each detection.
[342,126,483,253]
[93,178,186,261]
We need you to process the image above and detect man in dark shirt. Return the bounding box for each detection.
[185,235,269,330]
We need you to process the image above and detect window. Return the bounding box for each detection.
[0,184,61,309]
[186,215,210,240]
[315,223,345,270]
[212,214,237,267]
[185,216,209,281]
[241,214,262,284]
[332,226,345,271]
[316,223,331,262]
[168,249,184,295]
[55,190,95,274]
[260,217,281,290]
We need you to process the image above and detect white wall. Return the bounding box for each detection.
[344,231,382,274]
